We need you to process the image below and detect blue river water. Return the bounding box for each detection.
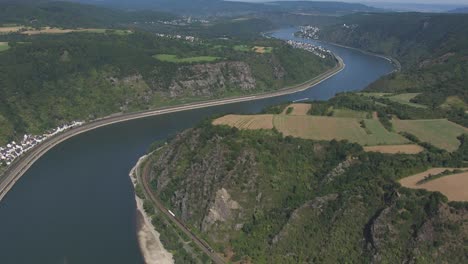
[0,28,393,263]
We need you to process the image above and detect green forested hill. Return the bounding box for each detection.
[76,0,378,16]
[319,13,468,125]
[0,31,334,144]
[143,119,467,263]
[0,1,175,28]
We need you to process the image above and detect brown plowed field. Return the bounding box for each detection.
[212,114,274,130]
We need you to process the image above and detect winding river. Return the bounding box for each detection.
[0,28,394,263]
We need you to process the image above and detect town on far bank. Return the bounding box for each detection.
[0,121,84,167]
[287,40,331,59]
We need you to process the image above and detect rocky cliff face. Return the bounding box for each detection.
[146,125,467,263]
[167,62,256,98]
[150,128,259,239]
[368,200,467,263]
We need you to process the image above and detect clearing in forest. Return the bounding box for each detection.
[387,93,426,108]
[392,119,467,152]
[282,104,311,115]
[233,45,272,54]
[252,46,273,54]
[212,114,274,130]
[332,108,370,119]
[399,168,468,201]
[0,42,9,52]
[359,92,426,108]
[363,144,424,154]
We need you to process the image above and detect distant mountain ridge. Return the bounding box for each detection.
[74,0,379,16]
[449,7,468,13]
[0,1,175,27]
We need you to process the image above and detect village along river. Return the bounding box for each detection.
[0,28,394,263]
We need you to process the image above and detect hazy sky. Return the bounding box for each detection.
[236,0,468,5]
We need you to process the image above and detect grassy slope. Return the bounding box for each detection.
[0,42,9,51]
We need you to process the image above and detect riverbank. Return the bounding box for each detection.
[0,52,344,203]
[129,155,174,264]
[318,40,401,73]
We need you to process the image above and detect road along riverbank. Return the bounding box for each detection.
[136,152,227,264]
[130,155,174,264]
[0,54,344,203]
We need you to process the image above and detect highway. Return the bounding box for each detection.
[0,54,344,203]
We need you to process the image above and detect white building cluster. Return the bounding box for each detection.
[133,17,209,27]
[155,33,197,42]
[297,25,320,39]
[0,121,84,166]
[286,40,331,59]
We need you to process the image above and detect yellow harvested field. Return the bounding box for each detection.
[253,46,265,53]
[273,115,408,146]
[400,168,468,201]
[282,103,311,115]
[252,46,272,53]
[274,115,362,141]
[214,114,408,146]
[363,144,424,154]
[0,26,23,33]
[212,114,274,130]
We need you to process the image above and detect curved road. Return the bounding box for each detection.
[0,55,344,203]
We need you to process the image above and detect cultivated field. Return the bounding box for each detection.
[214,114,409,146]
[212,114,274,130]
[0,26,129,35]
[153,54,221,63]
[0,42,9,52]
[363,144,424,154]
[252,46,273,54]
[332,108,370,119]
[392,119,468,151]
[387,93,426,108]
[282,103,311,115]
[233,45,272,54]
[273,115,408,146]
[359,92,426,108]
[363,119,409,145]
[0,26,23,34]
[399,168,468,201]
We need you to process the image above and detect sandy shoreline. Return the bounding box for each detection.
[130,155,174,264]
